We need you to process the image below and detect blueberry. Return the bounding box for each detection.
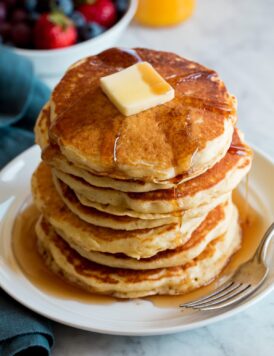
[28,10,39,23]
[11,22,32,47]
[11,8,28,23]
[0,3,7,23]
[36,0,50,13]
[3,0,17,10]
[114,0,129,16]
[70,11,85,28]
[79,22,105,41]
[51,0,73,16]
[23,0,37,12]
[0,21,11,42]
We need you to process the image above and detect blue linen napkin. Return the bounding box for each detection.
[0,46,50,167]
[0,291,53,356]
[0,46,54,355]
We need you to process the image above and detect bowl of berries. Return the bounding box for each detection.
[0,0,137,86]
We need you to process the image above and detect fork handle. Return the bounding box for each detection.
[256,223,274,263]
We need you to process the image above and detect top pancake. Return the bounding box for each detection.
[48,48,237,182]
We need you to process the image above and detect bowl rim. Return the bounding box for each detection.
[12,0,137,57]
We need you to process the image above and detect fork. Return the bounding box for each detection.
[180,223,274,311]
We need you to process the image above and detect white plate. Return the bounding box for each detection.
[0,146,273,336]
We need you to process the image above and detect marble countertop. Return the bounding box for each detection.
[52,0,274,354]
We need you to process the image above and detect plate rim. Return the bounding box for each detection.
[0,144,274,336]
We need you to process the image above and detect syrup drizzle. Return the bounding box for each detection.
[49,47,143,172]
[137,62,172,96]
[113,135,120,163]
[102,48,144,170]
[117,48,143,63]
[165,70,232,114]
[49,48,237,183]
[166,70,216,85]
[228,144,251,156]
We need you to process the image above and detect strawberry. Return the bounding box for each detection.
[34,12,77,49]
[78,0,117,28]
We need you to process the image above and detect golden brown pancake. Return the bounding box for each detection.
[36,106,178,192]
[52,175,179,230]
[31,47,252,299]
[35,103,50,150]
[32,162,215,258]
[36,208,241,298]
[39,199,234,270]
[48,48,237,181]
[51,130,252,215]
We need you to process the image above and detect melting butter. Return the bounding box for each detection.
[100,62,174,116]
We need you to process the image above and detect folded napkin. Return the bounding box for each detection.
[0,46,54,355]
[0,291,53,356]
[0,46,50,167]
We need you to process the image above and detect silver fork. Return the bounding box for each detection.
[180,223,274,311]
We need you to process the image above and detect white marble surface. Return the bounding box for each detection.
[52,0,274,354]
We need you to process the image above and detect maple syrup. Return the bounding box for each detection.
[147,189,266,307]
[228,144,252,157]
[12,188,265,308]
[12,204,114,305]
[117,48,143,64]
[49,47,237,182]
[166,70,216,87]
[137,62,172,96]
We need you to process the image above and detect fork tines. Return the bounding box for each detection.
[180,281,252,311]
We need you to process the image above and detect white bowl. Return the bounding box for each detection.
[11,0,137,87]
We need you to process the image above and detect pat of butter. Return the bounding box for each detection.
[100,62,174,116]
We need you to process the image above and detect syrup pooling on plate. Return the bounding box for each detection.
[148,190,266,308]
[12,204,114,304]
[12,189,265,307]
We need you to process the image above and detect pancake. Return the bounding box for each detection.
[43,143,176,192]
[35,102,50,150]
[53,175,178,230]
[39,199,234,270]
[52,130,252,215]
[32,162,215,258]
[31,47,251,300]
[53,171,230,232]
[48,48,237,182]
[37,106,181,192]
[36,208,241,298]
[54,173,229,221]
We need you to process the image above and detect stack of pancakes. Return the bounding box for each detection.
[32,48,252,298]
